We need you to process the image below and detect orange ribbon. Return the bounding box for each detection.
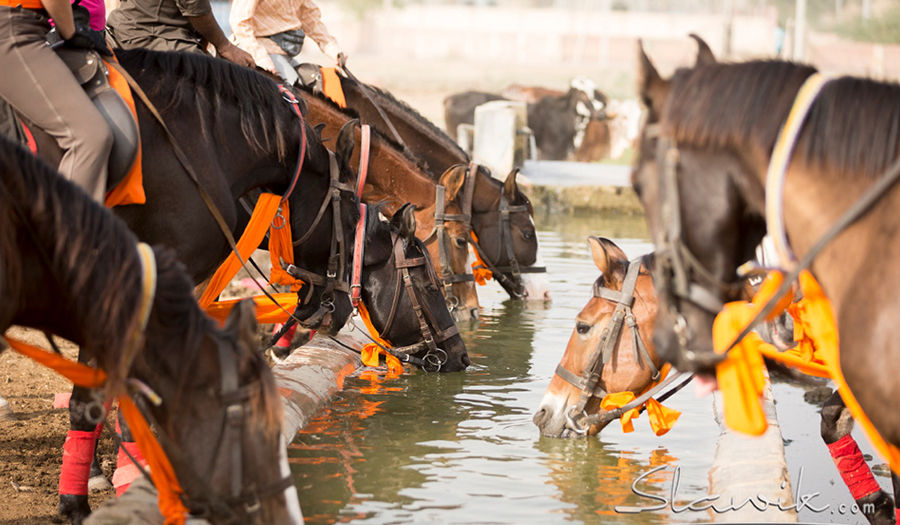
[4,337,189,524]
[321,67,347,108]
[712,270,900,472]
[357,302,403,378]
[599,364,681,436]
[469,232,493,286]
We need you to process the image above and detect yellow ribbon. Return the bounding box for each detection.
[469,232,493,286]
[357,302,404,378]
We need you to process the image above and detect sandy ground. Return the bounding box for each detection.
[0,327,117,524]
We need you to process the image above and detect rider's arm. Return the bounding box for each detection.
[297,0,341,64]
[186,12,256,68]
[41,0,75,39]
[229,0,277,74]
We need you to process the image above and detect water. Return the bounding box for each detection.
[288,212,891,525]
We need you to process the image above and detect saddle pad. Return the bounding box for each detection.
[103,55,145,207]
[321,67,346,108]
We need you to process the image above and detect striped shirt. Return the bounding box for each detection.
[230,0,339,73]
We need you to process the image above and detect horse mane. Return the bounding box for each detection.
[0,139,281,430]
[361,82,470,160]
[664,60,900,179]
[116,48,297,162]
[301,86,435,175]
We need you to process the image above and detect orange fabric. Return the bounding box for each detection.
[103,55,146,207]
[357,302,404,378]
[118,396,188,525]
[469,232,493,286]
[321,67,346,108]
[5,337,188,524]
[0,0,43,9]
[267,204,305,292]
[204,293,301,325]
[199,194,281,309]
[599,364,681,436]
[712,270,900,473]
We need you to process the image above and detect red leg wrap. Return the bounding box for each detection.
[827,434,882,501]
[274,322,298,349]
[113,442,146,496]
[59,430,96,495]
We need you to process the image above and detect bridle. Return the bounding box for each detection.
[276,87,358,329]
[433,162,547,301]
[348,205,458,373]
[642,122,744,364]
[554,258,660,434]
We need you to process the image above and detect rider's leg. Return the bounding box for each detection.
[0,6,112,202]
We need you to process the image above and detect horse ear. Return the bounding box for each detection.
[588,236,628,286]
[224,299,259,352]
[336,118,358,173]
[391,203,418,244]
[503,168,519,200]
[313,123,327,140]
[689,33,716,66]
[637,40,670,119]
[438,164,467,201]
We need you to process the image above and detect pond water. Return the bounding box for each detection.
[288,212,890,525]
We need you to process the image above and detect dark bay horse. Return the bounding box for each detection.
[634,38,900,523]
[533,237,661,437]
[337,78,546,300]
[0,136,302,524]
[300,91,481,321]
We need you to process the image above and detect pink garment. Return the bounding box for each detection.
[73,0,107,31]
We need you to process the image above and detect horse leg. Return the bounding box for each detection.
[111,408,147,496]
[822,391,895,524]
[59,385,103,525]
[0,393,16,421]
[891,471,900,524]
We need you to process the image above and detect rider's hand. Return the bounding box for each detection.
[65,26,112,56]
[337,52,347,69]
[217,42,256,69]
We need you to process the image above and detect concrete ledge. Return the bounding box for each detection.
[708,374,797,522]
[524,184,643,215]
[273,332,364,442]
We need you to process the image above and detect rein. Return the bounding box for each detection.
[555,258,661,434]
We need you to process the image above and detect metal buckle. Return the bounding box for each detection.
[564,406,589,436]
[226,404,244,426]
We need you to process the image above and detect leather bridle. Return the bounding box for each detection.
[555,258,659,431]
[642,123,744,362]
[433,162,547,301]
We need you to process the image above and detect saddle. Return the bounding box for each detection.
[295,63,324,94]
[54,47,140,192]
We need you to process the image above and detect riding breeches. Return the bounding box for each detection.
[0,6,112,203]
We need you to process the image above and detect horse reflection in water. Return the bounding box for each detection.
[534,237,662,437]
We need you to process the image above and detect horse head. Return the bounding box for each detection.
[534,237,659,437]
[631,37,766,375]
[360,203,470,372]
[284,118,360,335]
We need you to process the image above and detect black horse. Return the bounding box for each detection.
[0,135,303,524]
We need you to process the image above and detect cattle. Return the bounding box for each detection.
[443,77,611,162]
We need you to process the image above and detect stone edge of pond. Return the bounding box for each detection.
[272,332,364,442]
[708,373,797,522]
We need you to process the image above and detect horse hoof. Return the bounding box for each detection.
[0,398,16,421]
[88,474,112,492]
[59,494,91,525]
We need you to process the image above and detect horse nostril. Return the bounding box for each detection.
[469,307,479,320]
[461,354,471,367]
[533,407,549,429]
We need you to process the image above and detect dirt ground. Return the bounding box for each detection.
[0,326,116,525]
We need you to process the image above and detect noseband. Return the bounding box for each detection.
[434,162,547,301]
[556,259,659,430]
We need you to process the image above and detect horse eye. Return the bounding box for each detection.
[425,283,440,294]
[576,322,591,335]
[522,231,534,241]
[454,237,467,248]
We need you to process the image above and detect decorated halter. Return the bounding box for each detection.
[434,163,547,301]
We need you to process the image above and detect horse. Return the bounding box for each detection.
[0,135,303,524]
[352,202,469,372]
[533,237,662,438]
[336,77,547,300]
[633,37,900,523]
[299,89,481,321]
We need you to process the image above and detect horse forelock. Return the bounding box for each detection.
[663,60,900,180]
[116,48,297,163]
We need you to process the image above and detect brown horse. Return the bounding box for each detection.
[533,237,661,437]
[300,91,480,321]
[337,77,547,300]
[0,136,302,524]
[633,38,900,523]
